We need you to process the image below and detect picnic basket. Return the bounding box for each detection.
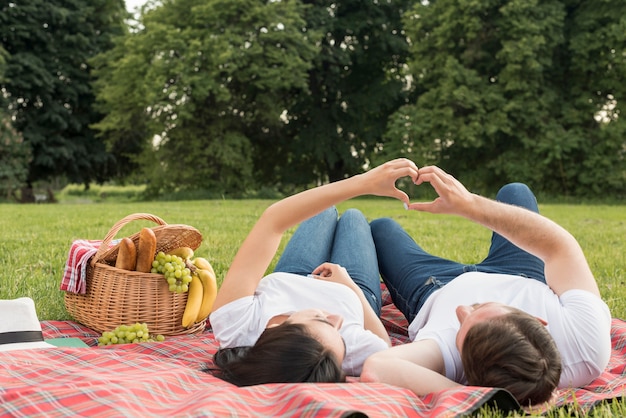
[64,213,206,336]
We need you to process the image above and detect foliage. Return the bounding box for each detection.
[3,0,624,200]
[0,0,128,190]
[381,0,626,197]
[0,45,31,200]
[256,0,413,186]
[0,116,31,200]
[92,0,414,193]
[56,182,146,203]
[92,0,319,196]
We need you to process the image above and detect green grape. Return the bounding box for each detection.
[151,251,193,293]
[98,323,166,346]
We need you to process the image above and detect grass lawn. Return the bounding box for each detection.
[1,198,624,417]
[2,198,623,320]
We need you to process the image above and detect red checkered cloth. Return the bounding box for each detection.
[60,239,116,294]
[1,288,624,417]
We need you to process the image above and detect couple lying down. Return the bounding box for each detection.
[209,159,611,407]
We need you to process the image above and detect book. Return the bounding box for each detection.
[44,337,89,348]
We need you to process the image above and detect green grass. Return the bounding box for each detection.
[1,199,624,417]
[1,198,624,320]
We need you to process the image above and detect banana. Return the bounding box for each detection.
[195,268,218,322]
[182,275,203,328]
[167,246,194,260]
[193,257,216,277]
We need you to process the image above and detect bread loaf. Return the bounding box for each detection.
[136,227,157,272]
[115,237,137,271]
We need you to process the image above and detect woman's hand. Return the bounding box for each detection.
[313,263,391,346]
[311,262,358,291]
[359,158,419,206]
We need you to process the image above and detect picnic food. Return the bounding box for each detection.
[98,322,165,346]
[194,266,218,322]
[182,275,203,328]
[151,251,193,293]
[114,237,137,271]
[136,227,157,272]
[167,246,194,260]
[193,257,216,277]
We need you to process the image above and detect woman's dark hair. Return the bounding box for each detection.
[213,322,345,386]
[461,309,562,406]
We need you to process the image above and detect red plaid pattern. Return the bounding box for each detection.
[60,240,105,294]
[1,287,622,417]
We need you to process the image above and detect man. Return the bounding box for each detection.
[361,165,612,406]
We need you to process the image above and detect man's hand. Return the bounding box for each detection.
[407,165,475,216]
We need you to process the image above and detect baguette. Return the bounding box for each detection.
[115,237,137,271]
[136,227,157,272]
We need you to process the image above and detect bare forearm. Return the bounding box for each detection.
[362,357,459,395]
[465,194,573,261]
[463,194,598,296]
[263,176,365,235]
[354,287,391,346]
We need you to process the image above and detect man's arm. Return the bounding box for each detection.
[361,339,460,394]
[409,166,600,297]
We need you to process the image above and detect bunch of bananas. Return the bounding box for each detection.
[166,247,218,328]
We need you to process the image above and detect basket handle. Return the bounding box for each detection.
[91,213,167,266]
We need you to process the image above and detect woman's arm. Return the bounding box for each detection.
[312,263,391,346]
[361,339,460,394]
[212,159,419,312]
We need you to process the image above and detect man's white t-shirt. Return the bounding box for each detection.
[409,272,612,388]
[210,272,389,376]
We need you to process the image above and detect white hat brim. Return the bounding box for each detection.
[0,341,55,352]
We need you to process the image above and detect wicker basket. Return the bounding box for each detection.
[64,213,206,336]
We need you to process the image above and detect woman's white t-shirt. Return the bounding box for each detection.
[409,272,612,389]
[210,272,389,376]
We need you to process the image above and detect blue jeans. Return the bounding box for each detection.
[370,183,546,323]
[274,207,383,315]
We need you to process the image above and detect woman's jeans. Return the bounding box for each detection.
[370,183,546,324]
[274,207,382,315]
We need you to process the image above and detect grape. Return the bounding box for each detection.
[151,251,193,293]
[98,322,165,346]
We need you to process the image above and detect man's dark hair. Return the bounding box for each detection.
[461,309,562,406]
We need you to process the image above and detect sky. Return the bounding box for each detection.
[125,0,146,13]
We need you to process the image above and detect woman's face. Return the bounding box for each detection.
[287,309,346,363]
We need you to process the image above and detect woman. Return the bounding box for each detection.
[209,158,419,386]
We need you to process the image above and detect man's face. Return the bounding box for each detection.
[455,302,512,353]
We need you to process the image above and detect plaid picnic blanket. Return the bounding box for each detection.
[1,288,624,417]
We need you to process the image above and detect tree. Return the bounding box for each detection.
[0,0,127,196]
[0,45,30,200]
[92,0,319,196]
[0,117,31,201]
[263,0,413,186]
[383,0,626,197]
